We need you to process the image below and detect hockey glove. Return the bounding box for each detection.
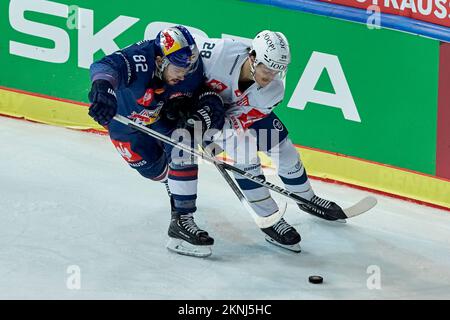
[185,90,225,137]
[88,79,117,126]
[185,105,213,133]
[161,95,193,124]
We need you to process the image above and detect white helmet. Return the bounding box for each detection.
[250,30,291,79]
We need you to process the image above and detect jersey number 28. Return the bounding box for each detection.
[200,42,215,59]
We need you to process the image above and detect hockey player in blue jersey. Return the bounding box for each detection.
[87,26,225,257]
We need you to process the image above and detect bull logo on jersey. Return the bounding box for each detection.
[137,88,154,107]
[206,79,228,93]
[128,104,163,126]
[111,140,143,163]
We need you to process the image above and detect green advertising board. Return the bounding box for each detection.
[0,0,440,176]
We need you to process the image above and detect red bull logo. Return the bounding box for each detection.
[161,30,182,55]
[163,31,175,51]
[136,88,154,107]
[128,108,161,126]
[129,111,151,123]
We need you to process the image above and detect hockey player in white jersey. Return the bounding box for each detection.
[195,31,347,252]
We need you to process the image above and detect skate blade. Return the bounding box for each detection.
[303,210,347,223]
[313,215,347,224]
[166,238,212,258]
[264,236,301,253]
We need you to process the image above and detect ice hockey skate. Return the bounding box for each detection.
[166,212,214,258]
[298,195,347,222]
[261,218,301,252]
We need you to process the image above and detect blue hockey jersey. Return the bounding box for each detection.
[89,39,205,129]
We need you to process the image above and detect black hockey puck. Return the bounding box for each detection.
[308,275,323,284]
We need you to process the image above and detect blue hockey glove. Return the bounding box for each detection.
[88,79,118,126]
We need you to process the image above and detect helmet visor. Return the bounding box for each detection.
[257,62,287,80]
[167,45,199,75]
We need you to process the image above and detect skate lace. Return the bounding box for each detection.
[310,196,332,210]
[180,214,202,235]
[272,218,293,235]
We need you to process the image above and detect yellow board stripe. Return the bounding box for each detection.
[0,87,104,131]
[0,87,449,210]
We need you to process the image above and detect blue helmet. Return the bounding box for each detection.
[154,25,199,71]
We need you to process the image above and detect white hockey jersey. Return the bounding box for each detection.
[194,35,285,130]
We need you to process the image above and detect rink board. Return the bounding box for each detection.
[1,86,448,210]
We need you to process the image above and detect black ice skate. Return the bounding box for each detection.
[166,212,214,258]
[261,218,301,252]
[298,195,346,222]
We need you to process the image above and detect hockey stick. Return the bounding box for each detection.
[200,144,286,228]
[113,115,376,219]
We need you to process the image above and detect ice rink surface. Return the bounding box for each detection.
[0,116,449,299]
